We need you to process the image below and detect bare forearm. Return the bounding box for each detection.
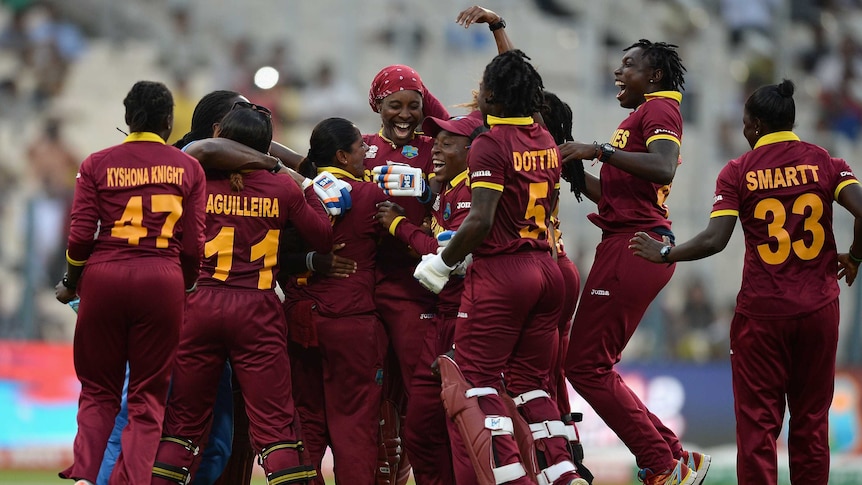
[583,171,600,203]
[606,149,677,185]
[440,216,489,266]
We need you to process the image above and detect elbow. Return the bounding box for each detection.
[702,237,729,256]
[655,167,676,186]
[653,159,678,186]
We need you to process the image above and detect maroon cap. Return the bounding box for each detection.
[422,110,487,140]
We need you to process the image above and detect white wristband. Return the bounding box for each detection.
[305,251,316,271]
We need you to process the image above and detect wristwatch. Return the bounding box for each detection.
[598,142,615,163]
[489,18,506,31]
[62,273,76,290]
[659,245,672,263]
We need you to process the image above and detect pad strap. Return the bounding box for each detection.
[465,387,498,398]
[152,461,190,484]
[529,419,570,440]
[564,423,579,442]
[259,441,304,463]
[512,389,550,406]
[266,464,317,485]
[537,461,577,485]
[159,436,199,456]
[493,462,527,484]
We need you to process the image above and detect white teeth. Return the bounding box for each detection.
[395,123,410,129]
[615,81,624,87]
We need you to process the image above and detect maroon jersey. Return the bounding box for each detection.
[285,168,388,317]
[198,170,332,290]
[589,91,683,234]
[362,131,434,269]
[467,116,561,257]
[390,169,471,316]
[711,131,859,319]
[66,133,206,287]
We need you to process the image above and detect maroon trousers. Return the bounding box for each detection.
[403,313,458,485]
[158,287,302,478]
[730,299,839,485]
[552,255,580,414]
[60,260,184,484]
[564,233,681,472]
[452,252,576,485]
[289,312,388,485]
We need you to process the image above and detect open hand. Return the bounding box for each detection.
[456,5,501,28]
[629,232,670,263]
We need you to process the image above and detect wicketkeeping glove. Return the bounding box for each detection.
[311,171,351,217]
[372,163,430,201]
[436,230,455,248]
[413,252,456,294]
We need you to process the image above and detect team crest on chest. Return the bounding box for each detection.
[401,145,418,159]
[443,202,451,221]
[366,145,379,158]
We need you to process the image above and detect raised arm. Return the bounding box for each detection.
[456,5,514,54]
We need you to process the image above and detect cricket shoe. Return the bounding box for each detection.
[637,459,696,485]
[681,450,710,485]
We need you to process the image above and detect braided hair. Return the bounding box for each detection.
[173,90,242,148]
[624,39,686,92]
[302,117,360,178]
[482,49,544,117]
[542,91,586,202]
[745,79,795,132]
[123,81,173,134]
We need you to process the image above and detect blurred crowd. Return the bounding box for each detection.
[1,0,861,363]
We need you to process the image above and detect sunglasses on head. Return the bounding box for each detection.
[232,101,272,118]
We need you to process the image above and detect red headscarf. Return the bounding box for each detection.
[368,64,427,113]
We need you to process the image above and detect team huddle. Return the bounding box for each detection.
[52,5,862,485]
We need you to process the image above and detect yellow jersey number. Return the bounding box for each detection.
[753,194,825,265]
[204,227,280,290]
[520,182,549,240]
[111,194,183,248]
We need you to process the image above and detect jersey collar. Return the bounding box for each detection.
[644,91,683,104]
[318,166,362,181]
[447,169,469,192]
[486,115,534,127]
[754,131,800,150]
[124,132,166,144]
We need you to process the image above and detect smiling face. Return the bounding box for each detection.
[614,46,658,109]
[377,90,423,146]
[339,126,369,178]
[431,131,470,185]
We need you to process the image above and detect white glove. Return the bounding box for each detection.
[413,252,456,294]
[311,171,349,217]
[372,163,426,197]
